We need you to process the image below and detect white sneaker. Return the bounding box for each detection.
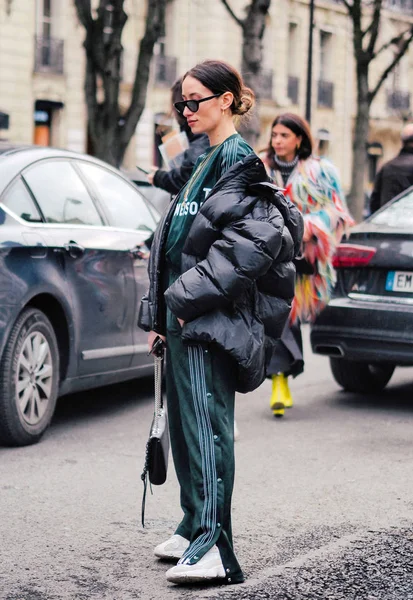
[165,545,225,584]
[154,534,189,560]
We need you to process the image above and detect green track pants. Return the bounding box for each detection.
[165,299,244,584]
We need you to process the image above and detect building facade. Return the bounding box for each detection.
[1,0,413,192]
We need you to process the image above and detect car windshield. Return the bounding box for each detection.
[369,188,413,229]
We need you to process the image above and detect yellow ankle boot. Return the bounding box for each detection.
[270,373,293,417]
[282,375,293,409]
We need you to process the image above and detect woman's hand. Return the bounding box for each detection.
[177,318,185,328]
[148,330,166,353]
[146,167,158,185]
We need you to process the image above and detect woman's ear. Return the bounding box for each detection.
[221,91,234,112]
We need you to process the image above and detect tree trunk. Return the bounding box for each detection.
[348,65,370,222]
[75,0,167,168]
[117,0,167,165]
[239,0,270,146]
[221,0,271,147]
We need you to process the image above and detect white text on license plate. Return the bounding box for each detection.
[385,271,413,292]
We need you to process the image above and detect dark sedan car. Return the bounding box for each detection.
[0,144,159,446]
[125,168,171,215]
[311,185,413,393]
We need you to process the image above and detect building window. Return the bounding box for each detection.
[316,128,331,157]
[385,0,413,14]
[287,23,300,104]
[154,41,177,87]
[259,69,274,100]
[39,0,52,38]
[34,0,64,74]
[387,61,411,113]
[318,30,334,108]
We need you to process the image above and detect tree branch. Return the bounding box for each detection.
[372,29,413,60]
[101,3,127,139]
[350,0,364,56]
[121,0,167,147]
[361,20,375,40]
[73,0,93,29]
[370,28,413,101]
[340,0,354,14]
[365,0,384,56]
[220,0,245,28]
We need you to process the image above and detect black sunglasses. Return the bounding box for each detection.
[174,93,222,115]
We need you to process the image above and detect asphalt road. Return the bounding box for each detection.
[1,326,413,600]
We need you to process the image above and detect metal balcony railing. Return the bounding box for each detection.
[34,36,64,75]
[259,69,274,100]
[387,89,411,111]
[385,0,413,14]
[287,75,299,104]
[154,54,177,86]
[317,80,334,108]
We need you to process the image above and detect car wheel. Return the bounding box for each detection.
[0,308,59,446]
[329,358,395,393]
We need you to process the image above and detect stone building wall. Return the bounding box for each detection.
[0,0,412,192]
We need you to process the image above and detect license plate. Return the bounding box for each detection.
[385,271,413,292]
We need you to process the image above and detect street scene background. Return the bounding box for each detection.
[2,0,413,219]
[1,1,413,598]
[1,327,412,600]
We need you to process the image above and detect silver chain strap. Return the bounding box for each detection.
[152,355,164,434]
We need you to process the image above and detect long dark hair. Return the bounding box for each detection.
[266,113,313,171]
[183,60,255,117]
[170,77,187,129]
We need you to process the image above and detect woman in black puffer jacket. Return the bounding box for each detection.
[138,60,303,586]
[141,156,303,391]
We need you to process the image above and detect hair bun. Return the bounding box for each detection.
[234,86,255,116]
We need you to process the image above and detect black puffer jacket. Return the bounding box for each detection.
[139,154,303,393]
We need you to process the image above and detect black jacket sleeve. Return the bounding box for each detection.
[153,161,194,195]
[370,168,383,215]
[152,134,210,195]
[164,215,284,322]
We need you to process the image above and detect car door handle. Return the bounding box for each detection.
[64,241,85,258]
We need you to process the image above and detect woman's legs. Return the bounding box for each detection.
[165,309,244,584]
[268,320,304,418]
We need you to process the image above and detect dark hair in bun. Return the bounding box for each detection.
[183,60,255,118]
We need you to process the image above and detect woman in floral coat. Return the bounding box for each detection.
[262,113,354,417]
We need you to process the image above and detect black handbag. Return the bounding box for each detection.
[141,337,169,526]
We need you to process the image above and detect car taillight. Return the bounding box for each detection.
[332,243,377,268]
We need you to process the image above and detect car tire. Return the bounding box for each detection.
[330,358,395,393]
[0,308,60,447]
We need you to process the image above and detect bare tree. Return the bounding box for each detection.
[221,0,271,147]
[341,0,413,220]
[74,0,167,167]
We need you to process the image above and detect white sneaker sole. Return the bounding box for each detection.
[166,565,226,584]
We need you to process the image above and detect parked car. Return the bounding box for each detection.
[311,185,413,393]
[126,168,171,215]
[0,144,160,447]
